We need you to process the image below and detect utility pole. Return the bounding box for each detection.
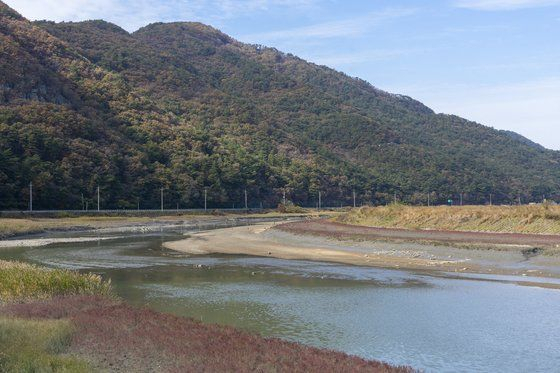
[518,196,522,206]
[81,193,84,211]
[244,189,248,211]
[29,182,32,212]
[489,194,493,206]
[204,188,208,212]
[160,188,164,211]
[427,192,430,207]
[353,190,356,208]
[318,191,322,210]
[460,192,463,206]
[97,186,100,212]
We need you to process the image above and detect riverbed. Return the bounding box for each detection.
[0,225,559,372]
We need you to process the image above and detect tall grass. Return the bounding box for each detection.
[338,204,560,234]
[0,260,112,301]
[0,317,89,372]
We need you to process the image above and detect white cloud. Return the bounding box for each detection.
[4,0,319,32]
[454,0,560,11]
[242,8,416,41]
[394,78,560,150]
[311,49,415,67]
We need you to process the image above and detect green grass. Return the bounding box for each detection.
[0,260,112,301]
[0,317,89,372]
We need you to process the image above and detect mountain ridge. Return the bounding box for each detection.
[1,1,558,209]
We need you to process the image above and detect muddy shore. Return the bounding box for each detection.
[2,296,410,373]
[163,220,560,283]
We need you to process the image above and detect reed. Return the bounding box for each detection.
[337,204,560,234]
[0,260,112,301]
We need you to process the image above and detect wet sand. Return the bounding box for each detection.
[163,222,560,283]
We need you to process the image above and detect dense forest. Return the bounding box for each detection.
[1,1,559,210]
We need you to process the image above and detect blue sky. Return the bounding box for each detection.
[6,0,560,150]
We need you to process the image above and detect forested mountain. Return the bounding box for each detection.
[1,1,559,210]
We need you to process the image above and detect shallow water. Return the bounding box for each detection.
[1,229,559,372]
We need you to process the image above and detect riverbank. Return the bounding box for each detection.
[0,211,328,240]
[338,204,560,235]
[163,221,560,281]
[0,260,409,372]
[3,296,411,372]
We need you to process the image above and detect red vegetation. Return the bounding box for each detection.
[278,219,560,247]
[3,296,414,372]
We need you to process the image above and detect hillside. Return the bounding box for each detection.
[1,1,559,210]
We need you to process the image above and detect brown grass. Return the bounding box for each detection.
[337,204,560,234]
[3,296,414,373]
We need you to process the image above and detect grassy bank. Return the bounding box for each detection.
[0,261,113,372]
[0,260,409,372]
[0,260,112,301]
[3,296,412,373]
[0,317,88,372]
[0,211,329,239]
[337,204,560,234]
[0,216,152,239]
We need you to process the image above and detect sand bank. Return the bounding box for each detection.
[163,222,560,284]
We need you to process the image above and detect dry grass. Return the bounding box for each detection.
[0,211,329,239]
[337,204,560,234]
[0,216,152,238]
[0,260,112,302]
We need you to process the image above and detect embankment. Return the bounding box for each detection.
[337,204,560,235]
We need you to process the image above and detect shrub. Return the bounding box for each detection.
[277,201,305,213]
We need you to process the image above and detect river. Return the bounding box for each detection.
[1,224,559,372]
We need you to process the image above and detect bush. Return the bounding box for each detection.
[277,201,305,213]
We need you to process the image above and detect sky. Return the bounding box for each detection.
[6,0,560,150]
